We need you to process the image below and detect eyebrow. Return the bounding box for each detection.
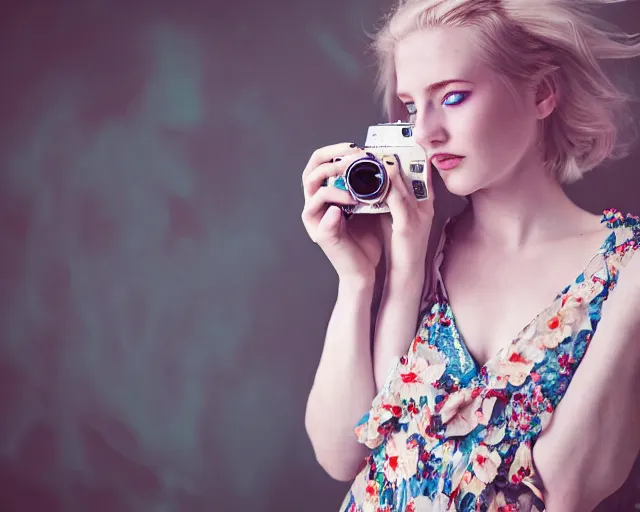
[396,79,474,98]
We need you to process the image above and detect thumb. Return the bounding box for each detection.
[316,206,348,247]
[317,205,343,235]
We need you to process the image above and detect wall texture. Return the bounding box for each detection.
[0,1,638,511]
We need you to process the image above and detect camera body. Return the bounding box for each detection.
[328,122,428,215]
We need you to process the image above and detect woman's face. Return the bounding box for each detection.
[394,26,545,196]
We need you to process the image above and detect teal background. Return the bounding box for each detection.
[0,1,638,510]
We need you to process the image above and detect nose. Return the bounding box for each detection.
[413,109,447,149]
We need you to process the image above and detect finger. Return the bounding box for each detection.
[303,151,368,199]
[422,159,435,203]
[379,153,412,226]
[414,160,436,215]
[425,160,435,199]
[301,185,358,227]
[314,207,365,268]
[301,142,363,184]
[314,205,345,247]
[384,153,411,199]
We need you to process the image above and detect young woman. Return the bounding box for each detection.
[301,0,640,510]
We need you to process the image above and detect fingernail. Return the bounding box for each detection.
[333,176,348,192]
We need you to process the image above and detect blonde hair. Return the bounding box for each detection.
[368,0,640,183]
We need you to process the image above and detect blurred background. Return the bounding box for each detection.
[0,1,639,511]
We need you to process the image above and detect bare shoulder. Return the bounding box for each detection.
[621,246,640,288]
[609,227,640,307]
[606,208,640,284]
[596,248,640,357]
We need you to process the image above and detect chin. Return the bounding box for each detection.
[439,172,482,197]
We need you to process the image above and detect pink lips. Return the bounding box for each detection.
[431,153,465,171]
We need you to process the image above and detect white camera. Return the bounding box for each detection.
[326,122,428,215]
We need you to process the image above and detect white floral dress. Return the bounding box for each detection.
[340,208,640,512]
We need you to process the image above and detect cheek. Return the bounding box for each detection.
[456,98,534,165]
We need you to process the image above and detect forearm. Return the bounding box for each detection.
[305,276,377,481]
[372,269,426,391]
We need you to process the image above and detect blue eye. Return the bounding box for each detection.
[443,92,469,106]
[403,92,468,120]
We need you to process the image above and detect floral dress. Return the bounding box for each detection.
[340,208,640,512]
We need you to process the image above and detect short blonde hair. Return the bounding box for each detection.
[368,0,640,183]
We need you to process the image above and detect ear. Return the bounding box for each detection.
[535,75,558,120]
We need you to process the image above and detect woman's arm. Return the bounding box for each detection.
[304,276,377,481]
[533,257,640,511]
[372,268,427,391]
[305,264,429,481]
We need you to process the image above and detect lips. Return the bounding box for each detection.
[431,154,465,171]
[431,153,464,164]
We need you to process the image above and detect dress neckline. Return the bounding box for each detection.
[434,208,625,373]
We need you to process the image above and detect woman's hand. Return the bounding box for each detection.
[301,145,435,281]
[301,143,384,281]
[378,154,435,277]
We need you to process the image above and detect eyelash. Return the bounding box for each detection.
[405,91,470,120]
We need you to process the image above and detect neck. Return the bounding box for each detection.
[465,161,594,252]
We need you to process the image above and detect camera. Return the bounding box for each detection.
[326,122,428,215]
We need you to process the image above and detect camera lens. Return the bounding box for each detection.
[401,127,412,137]
[345,159,386,200]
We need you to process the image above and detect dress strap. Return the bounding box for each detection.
[431,217,451,301]
[564,208,640,298]
[600,208,640,272]
[602,207,640,232]
[423,216,456,306]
